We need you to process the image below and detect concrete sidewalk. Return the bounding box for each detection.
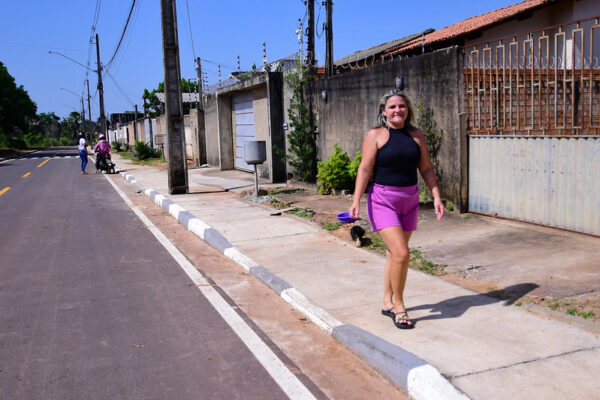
[110,155,600,400]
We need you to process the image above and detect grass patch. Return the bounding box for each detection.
[117,151,164,167]
[409,248,446,276]
[363,231,386,254]
[322,221,343,231]
[268,198,289,209]
[286,207,314,218]
[525,296,597,320]
[268,187,305,196]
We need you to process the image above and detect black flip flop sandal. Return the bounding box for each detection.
[381,307,395,320]
[394,311,414,329]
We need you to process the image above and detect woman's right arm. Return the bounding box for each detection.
[349,129,379,219]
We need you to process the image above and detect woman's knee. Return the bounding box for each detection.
[388,247,410,264]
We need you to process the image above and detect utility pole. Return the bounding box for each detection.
[81,97,86,137]
[307,0,315,68]
[160,0,188,194]
[196,57,206,165]
[134,104,139,142]
[86,79,92,133]
[95,34,107,135]
[325,0,333,77]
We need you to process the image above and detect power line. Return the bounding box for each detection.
[200,58,236,69]
[105,0,136,68]
[104,1,140,76]
[91,0,101,33]
[103,68,136,106]
[184,0,196,60]
[0,41,84,52]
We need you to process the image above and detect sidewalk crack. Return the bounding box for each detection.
[450,346,600,379]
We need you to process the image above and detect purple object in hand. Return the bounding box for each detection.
[337,211,357,223]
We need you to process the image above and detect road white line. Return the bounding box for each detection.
[104,175,315,400]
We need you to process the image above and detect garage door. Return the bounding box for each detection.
[232,92,255,171]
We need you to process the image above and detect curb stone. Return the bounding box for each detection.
[118,172,469,400]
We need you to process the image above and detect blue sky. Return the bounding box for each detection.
[0,0,517,120]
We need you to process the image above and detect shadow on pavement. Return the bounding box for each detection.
[408,283,539,324]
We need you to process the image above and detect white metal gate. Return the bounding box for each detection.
[232,92,255,171]
[469,136,600,236]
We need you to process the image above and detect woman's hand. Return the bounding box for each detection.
[434,198,444,221]
[349,201,360,219]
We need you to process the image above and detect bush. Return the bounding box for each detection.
[123,143,130,152]
[348,150,361,181]
[59,137,75,146]
[317,144,361,194]
[133,140,159,160]
[112,141,123,152]
[24,132,44,147]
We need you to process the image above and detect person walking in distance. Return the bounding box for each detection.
[349,90,444,329]
[78,132,89,174]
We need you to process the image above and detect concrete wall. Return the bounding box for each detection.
[203,94,220,167]
[308,46,465,208]
[201,72,286,182]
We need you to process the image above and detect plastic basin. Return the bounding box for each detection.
[337,211,357,223]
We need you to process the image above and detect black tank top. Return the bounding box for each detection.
[373,128,421,187]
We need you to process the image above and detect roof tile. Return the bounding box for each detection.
[386,0,554,56]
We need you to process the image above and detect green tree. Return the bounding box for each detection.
[0,61,37,137]
[60,112,82,140]
[415,99,443,182]
[142,79,200,117]
[283,57,317,182]
[33,112,61,139]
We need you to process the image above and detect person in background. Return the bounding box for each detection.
[93,133,111,172]
[78,132,89,174]
[349,90,444,329]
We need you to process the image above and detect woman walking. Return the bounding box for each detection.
[78,132,89,174]
[349,90,444,329]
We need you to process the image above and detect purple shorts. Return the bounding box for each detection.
[367,183,419,232]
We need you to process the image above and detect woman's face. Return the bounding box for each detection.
[382,95,408,129]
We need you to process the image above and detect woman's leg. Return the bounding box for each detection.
[80,151,85,172]
[82,151,87,172]
[379,226,413,324]
[382,250,394,310]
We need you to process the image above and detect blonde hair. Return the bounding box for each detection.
[376,90,415,129]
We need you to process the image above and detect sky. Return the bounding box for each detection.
[0,0,518,120]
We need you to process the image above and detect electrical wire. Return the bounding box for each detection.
[104,0,136,68]
[184,0,197,61]
[91,0,101,33]
[316,2,324,38]
[84,0,102,108]
[104,0,140,76]
[200,58,236,70]
[104,68,136,106]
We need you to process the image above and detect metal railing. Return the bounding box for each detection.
[464,16,600,136]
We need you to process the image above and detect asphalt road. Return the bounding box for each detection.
[0,148,313,399]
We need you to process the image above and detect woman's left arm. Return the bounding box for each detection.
[413,129,444,220]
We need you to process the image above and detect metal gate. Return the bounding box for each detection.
[232,92,255,171]
[465,17,600,235]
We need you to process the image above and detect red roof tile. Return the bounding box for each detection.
[385,0,555,56]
